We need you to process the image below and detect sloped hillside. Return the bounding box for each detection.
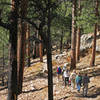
[0,36,100,100]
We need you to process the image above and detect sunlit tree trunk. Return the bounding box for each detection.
[7,0,19,100]
[17,21,21,86]
[17,0,28,94]
[71,0,77,70]
[76,0,81,62]
[39,35,43,62]
[76,28,81,61]
[90,0,99,66]
[26,24,30,67]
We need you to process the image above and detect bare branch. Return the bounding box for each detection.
[0,2,11,6]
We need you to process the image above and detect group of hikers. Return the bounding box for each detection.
[57,64,90,97]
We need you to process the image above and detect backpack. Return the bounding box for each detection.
[76,76,81,83]
[71,73,76,80]
[57,67,61,74]
[83,76,90,84]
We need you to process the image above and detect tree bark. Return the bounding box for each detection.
[32,42,35,59]
[39,35,43,62]
[18,19,27,95]
[76,28,81,61]
[71,0,77,70]
[26,24,30,67]
[17,0,28,94]
[90,23,97,66]
[76,0,81,62]
[17,21,21,84]
[90,0,99,66]
[7,0,19,99]
[47,0,53,99]
[60,30,64,54]
[2,43,4,86]
[36,30,39,57]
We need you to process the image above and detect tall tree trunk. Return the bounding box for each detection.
[17,0,28,94]
[76,28,81,61]
[7,0,19,99]
[2,43,4,86]
[90,0,99,66]
[26,24,30,67]
[71,0,77,70]
[18,17,27,95]
[76,0,81,62]
[39,35,43,62]
[60,30,64,54]
[32,41,35,59]
[90,23,97,66]
[47,0,53,99]
[17,21,21,85]
[36,30,39,57]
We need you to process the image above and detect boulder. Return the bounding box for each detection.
[96,45,100,52]
[80,34,93,51]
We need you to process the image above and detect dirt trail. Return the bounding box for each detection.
[0,51,100,100]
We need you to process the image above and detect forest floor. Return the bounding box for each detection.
[0,46,100,100]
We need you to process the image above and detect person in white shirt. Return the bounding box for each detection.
[63,69,70,86]
[62,63,68,82]
[62,65,66,82]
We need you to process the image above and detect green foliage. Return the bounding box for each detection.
[0,0,11,23]
[0,0,99,53]
[51,0,72,46]
[0,27,9,58]
[0,0,10,58]
[76,0,98,34]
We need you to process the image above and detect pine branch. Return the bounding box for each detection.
[0,20,11,30]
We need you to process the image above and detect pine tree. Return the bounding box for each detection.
[17,0,28,94]
[47,0,53,99]
[90,0,99,66]
[76,0,81,62]
[26,24,30,67]
[7,0,19,99]
[39,35,43,62]
[71,0,77,70]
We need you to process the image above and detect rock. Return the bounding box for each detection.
[42,61,48,73]
[80,34,100,52]
[96,45,100,52]
[80,34,93,51]
[55,91,60,94]
[96,55,100,58]
[90,77,94,82]
[44,98,48,100]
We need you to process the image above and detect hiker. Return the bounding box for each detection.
[82,73,90,97]
[75,73,82,92]
[63,69,70,86]
[62,64,67,72]
[62,64,67,82]
[79,73,82,87]
[57,66,62,81]
[70,70,76,89]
